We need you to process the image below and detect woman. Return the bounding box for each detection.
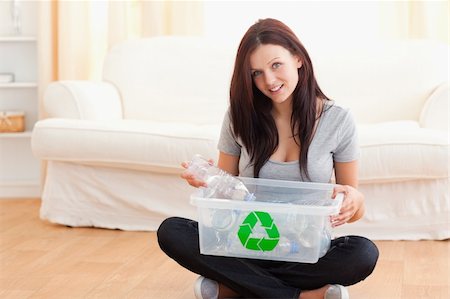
[157,18,378,299]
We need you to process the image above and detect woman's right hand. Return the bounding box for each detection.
[180,159,214,188]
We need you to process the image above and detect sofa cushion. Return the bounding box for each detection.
[32,119,448,183]
[32,118,221,174]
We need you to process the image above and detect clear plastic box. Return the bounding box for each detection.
[191,177,343,263]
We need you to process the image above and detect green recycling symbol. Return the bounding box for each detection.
[237,211,280,251]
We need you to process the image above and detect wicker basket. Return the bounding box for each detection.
[0,111,25,133]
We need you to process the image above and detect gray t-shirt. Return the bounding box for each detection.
[217,102,359,183]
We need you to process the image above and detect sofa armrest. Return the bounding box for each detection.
[419,82,449,131]
[44,81,123,120]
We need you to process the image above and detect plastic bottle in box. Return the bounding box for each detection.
[276,236,300,256]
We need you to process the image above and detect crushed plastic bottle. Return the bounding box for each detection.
[187,154,255,201]
[187,155,255,231]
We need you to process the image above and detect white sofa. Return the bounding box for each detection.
[31,36,449,240]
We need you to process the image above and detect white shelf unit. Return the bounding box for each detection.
[0,1,40,198]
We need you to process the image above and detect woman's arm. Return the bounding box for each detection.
[217,151,240,176]
[332,160,365,227]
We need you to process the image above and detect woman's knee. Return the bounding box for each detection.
[157,216,198,258]
[352,236,379,278]
[157,217,183,253]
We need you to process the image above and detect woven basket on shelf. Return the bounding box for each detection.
[0,111,25,133]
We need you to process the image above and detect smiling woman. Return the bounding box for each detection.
[158,18,379,299]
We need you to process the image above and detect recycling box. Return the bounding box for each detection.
[191,177,343,263]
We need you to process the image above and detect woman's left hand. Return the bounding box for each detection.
[330,184,364,227]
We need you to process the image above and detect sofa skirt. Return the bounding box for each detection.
[40,161,449,240]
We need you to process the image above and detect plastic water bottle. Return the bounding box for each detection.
[187,155,255,231]
[276,236,300,256]
[187,154,255,201]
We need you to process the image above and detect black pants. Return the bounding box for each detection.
[157,217,379,299]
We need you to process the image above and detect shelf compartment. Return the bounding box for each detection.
[0,36,36,42]
[0,131,32,138]
[0,83,38,88]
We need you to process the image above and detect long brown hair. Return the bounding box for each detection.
[229,18,330,179]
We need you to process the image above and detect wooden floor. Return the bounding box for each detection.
[0,199,448,299]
